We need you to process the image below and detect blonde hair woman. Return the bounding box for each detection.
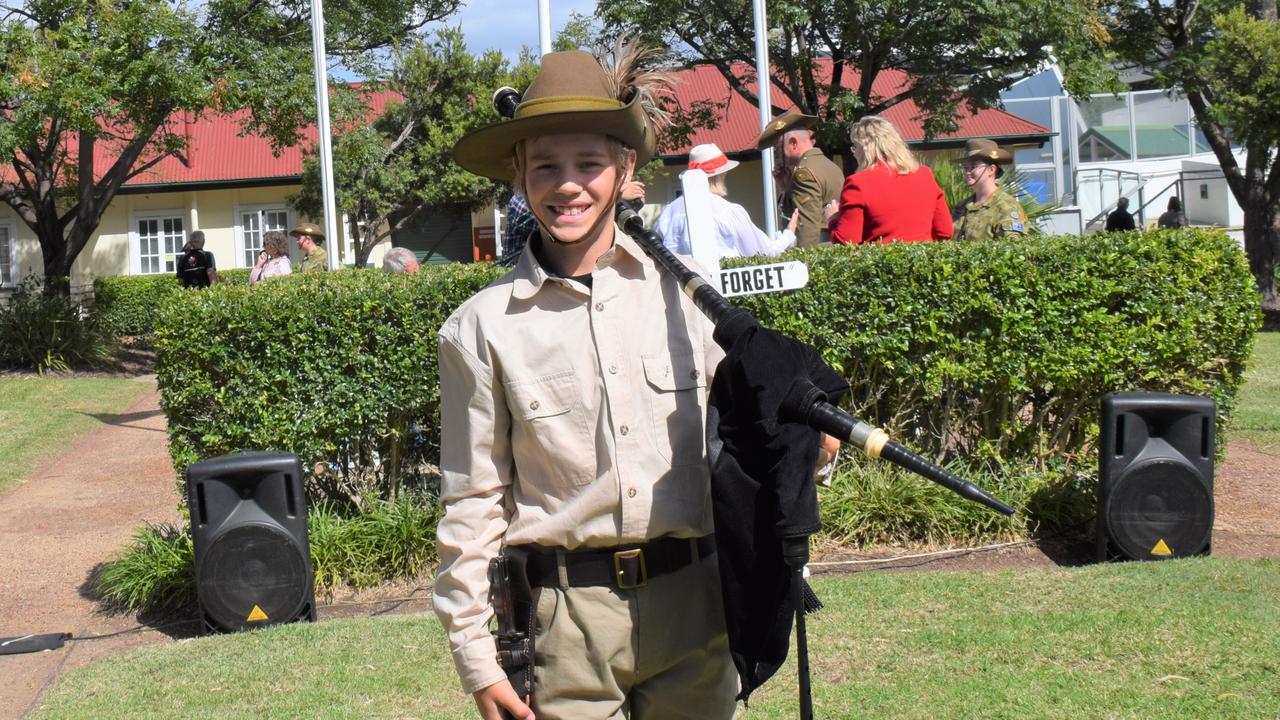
[827,115,953,244]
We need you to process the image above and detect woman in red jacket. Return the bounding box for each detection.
[827,116,953,244]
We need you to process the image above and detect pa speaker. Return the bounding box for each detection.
[1097,392,1214,562]
[186,452,316,633]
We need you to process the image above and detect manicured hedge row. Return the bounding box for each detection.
[154,263,502,502]
[154,229,1258,528]
[94,269,251,337]
[726,228,1260,466]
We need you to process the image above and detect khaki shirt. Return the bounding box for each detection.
[433,228,723,694]
[789,148,844,248]
[300,246,329,272]
[952,187,1029,242]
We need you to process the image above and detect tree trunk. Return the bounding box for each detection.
[1242,200,1280,310]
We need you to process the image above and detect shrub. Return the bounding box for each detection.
[728,229,1259,466]
[154,229,1257,537]
[155,264,501,504]
[94,493,439,613]
[0,276,113,372]
[94,269,251,338]
[94,523,195,613]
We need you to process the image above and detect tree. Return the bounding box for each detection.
[1107,0,1280,309]
[596,0,1119,154]
[0,0,460,295]
[292,29,514,268]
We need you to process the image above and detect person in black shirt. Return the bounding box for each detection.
[1105,197,1137,232]
[177,230,216,288]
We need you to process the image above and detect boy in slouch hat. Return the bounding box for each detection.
[435,39,738,720]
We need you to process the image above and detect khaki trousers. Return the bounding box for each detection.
[531,548,738,720]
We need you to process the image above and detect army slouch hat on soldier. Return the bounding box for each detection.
[452,50,657,181]
[963,138,1013,164]
[289,223,325,239]
[753,108,818,149]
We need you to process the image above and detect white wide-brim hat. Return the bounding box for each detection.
[685,143,739,177]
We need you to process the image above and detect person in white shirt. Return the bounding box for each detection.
[654,143,797,258]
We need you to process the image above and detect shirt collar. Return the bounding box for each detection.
[509,223,654,301]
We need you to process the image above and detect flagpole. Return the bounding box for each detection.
[310,0,339,269]
[752,0,778,240]
[538,0,552,55]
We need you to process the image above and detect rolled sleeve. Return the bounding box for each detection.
[433,326,514,695]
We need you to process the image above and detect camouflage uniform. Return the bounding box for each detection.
[788,148,844,248]
[952,188,1029,242]
[300,246,329,273]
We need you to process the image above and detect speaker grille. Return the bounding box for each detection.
[197,522,310,631]
[1105,458,1212,560]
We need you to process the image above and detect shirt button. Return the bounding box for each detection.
[620,425,629,436]
[627,487,637,498]
[609,364,618,374]
[529,400,540,410]
[690,369,700,379]
[595,302,604,311]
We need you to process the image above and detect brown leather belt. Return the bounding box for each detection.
[521,535,716,590]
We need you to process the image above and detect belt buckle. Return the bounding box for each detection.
[613,548,647,589]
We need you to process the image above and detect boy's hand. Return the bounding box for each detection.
[816,432,840,469]
[473,679,535,720]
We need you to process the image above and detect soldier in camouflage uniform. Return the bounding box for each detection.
[755,109,844,248]
[952,139,1029,242]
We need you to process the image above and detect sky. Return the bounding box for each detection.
[426,0,600,61]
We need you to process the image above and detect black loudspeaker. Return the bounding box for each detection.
[186,452,316,633]
[1097,392,1214,562]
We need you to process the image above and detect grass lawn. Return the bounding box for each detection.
[0,376,153,495]
[30,557,1280,719]
[1234,331,1280,452]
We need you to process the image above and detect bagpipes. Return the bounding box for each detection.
[613,203,1014,719]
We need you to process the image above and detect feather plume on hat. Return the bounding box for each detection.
[596,34,675,136]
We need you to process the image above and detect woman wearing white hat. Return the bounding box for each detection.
[654,143,797,258]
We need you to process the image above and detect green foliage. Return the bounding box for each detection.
[1104,0,1280,308]
[93,523,195,614]
[0,0,461,293]
[308,494,442,594]
[0,276,112,372]
[597,0,1121,151]
[94,494,441,613]
[291,29,513,268]
[152,230,1256,541]
[727,229,1259,473]
[154,263,503,504]
[93,270,250,338]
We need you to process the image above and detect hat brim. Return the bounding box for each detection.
[453,97,653,181]
[754,113,818,150]
[964,148,1013,164]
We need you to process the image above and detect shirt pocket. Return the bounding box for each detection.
[505,370,595,487]
[642,352,708,468]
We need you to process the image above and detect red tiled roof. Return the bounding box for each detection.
[5,66,1047,189]
[662,61,1051,156]
[120,88,400,187]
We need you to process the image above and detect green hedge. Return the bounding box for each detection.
[727,229,1260,465]
[154,229,1258,534]
[155,263,502,503]
[94,269,251,337]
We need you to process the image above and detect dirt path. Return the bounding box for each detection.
[0,382,181,720]
[0,376,1276,718]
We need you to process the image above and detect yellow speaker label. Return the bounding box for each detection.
[1151,539,1173,556]
[246,605,270,622]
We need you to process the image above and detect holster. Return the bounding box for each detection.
[488,546,537,704]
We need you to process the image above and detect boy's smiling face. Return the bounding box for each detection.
[522,133,632,250]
